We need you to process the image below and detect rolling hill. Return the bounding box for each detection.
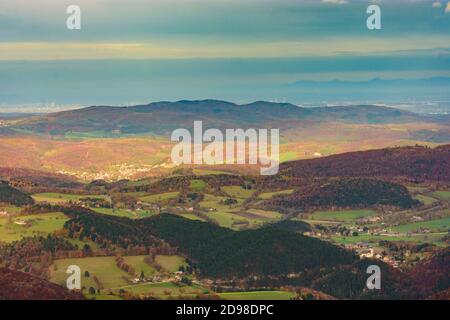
[11,100,429,136]
[280,145,450,182]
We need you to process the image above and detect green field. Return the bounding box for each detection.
[139,192,179,203]
[258,189,295,200]
[390,217,450,233]
[433,191,450,200]
[219,291,296,300]
[32,193,107,204]
[414,194,439,205]
[92,207,155,219]
[0,212,68,243]
[200,194,268,229]
[154,255,187,272]
[222,186,256,199]
[50,256,132,290]
[49,255,190,296]
[331,232,448,246]
[122,256,157,277]
[245,209,283,220]
[189,179,207,192]
[406,185,429,193]
[311,209,376,223]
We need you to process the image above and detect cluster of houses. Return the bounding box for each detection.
[131,271,185,285]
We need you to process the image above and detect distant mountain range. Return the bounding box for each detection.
[10,100,440,136]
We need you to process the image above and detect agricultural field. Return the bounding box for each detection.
[0,212,68,243]
[189,179,207,192]
[331,232,448,246]
[139,192,179,203]
[32,193,107,205]
[414,194,439,206]
[49,254,194,299]
[390,216,450,233]
[92,208,155,219]
[258,189,295,200]
[219,291,296,300]
[154,255,187,272]
[222,186,256,199]
[310,209,377,223]
[433,191,450,201]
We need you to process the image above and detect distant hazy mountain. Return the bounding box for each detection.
[10,100,429,136]
[288,77,450,89]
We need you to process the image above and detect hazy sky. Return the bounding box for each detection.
[1,0,450,106]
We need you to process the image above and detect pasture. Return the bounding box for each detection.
[0,212,68,243]
[311,209,376,223]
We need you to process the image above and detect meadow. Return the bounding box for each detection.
[32,193,107,205]
[311,209,376,223]
[0,212,68,243]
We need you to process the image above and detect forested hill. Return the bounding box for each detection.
[280,145,450,182]
[63,209,356,278]
[0,181,34,206]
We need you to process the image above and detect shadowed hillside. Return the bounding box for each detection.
[0,268,84,300]
[280,145,450,182]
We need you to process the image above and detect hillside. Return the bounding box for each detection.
[280,145,450,182]
[265,178,418,211]
[63,209,356,278]
[10,100,428,136]
[0,267,84,300]
[0,181,34,206]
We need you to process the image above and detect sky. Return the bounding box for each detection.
[1,0,450,108]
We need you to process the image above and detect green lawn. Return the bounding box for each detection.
[312,209,376,223]
[0,212,68,243]
[258,189,295,200]
[219,291,295,300]
[32,193,107,205]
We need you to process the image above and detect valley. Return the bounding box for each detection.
[0,102,449,300]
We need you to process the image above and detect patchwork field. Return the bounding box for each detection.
[49,254,195,299]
